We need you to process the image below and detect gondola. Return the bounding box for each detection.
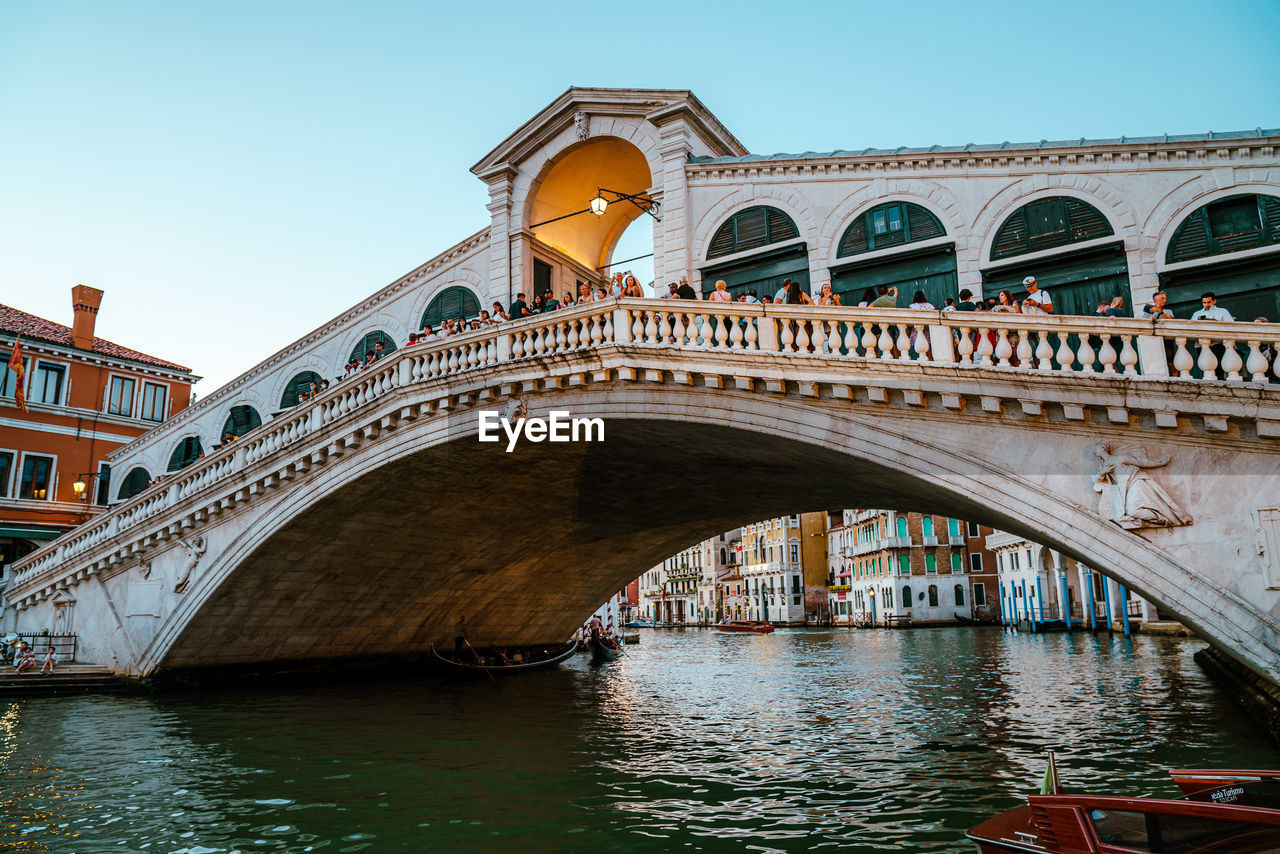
[429,641,577,674]
[589,636,622,662]
[714,620,775,634]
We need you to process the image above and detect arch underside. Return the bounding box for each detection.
[154,387,1279,677]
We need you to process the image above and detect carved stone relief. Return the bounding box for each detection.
[1092,442,1192,530]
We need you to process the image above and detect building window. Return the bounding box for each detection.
[141,382,168,422]
[837,202,945,257]
[990,196,1114,260]
[973,583,986,606]
[107,376,136,416]
[117,467,150,501]
[0,450,13,496]
[896,516,908,538]
[948,518,961,537]
[922,517,935,538]
[898,554,910,576]
[902,586,912,608]
[951,553,963,573]
[1166,194,1280,263]
[31,363,66,405]
[281,371,325,409]
[166,437,203,472]
[925,554,937,574]
[789,544,799,563]
[928,584,939,607]
[706,206,800,259]
[421,286,481,329]
[966,521,980,538]
[954,584,965,607]
[348,331,397,364]
[95,463,111,506]
[0,355,27,398]
[18,454,54,500]
[792,575,801,593]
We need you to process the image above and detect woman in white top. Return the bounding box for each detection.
[815,283,842,306]
[991,289,1020,313]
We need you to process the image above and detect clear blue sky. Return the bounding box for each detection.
[2,0,1277,392]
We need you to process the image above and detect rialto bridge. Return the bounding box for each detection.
[4,88,1280,681]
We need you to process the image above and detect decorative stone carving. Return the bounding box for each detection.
[173,536,207,594]
[501,396,527,421]
[139,557,152,580]
[1092,443,1192,530]
[574,111,590,140]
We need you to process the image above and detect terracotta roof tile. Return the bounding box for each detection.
[0,303,193,373]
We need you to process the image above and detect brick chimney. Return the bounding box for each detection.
[71,285,104,350]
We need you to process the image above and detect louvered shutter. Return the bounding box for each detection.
[707,221,737,258]
[167,437,204,472]
[1064,198,1114,243]
[118,467,150,500]
[349,331,397,364]
[222,405,262,438]
[766,207,798,242]
[706,207,800,259]
[837,217,869,257]
[423,287,481,328]
[1167,210,1211,263]
[1166,195,1280,263]
[992,212,1029,260]
[734,208,770,252]
[905,205,944,241]
[281,371,323,409]
[992,197,1112,260]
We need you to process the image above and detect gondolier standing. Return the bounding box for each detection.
[454,616,469,656]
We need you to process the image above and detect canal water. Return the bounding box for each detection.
[2,627,1275,853]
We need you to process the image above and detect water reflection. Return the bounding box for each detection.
[0,628,1273,852]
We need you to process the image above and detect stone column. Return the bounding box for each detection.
[651,120,694,292]
[481,169,517,306]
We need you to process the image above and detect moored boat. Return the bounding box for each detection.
[429,641,577,674]
[714,620,775,634]
[967,766,1280,852]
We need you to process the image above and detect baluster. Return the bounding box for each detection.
[894,324,911,360]
[956,327,974,365]
[730,315,745,349]
[448,347,461,374]
[1245,341,1269,382]
[632,313,645,342]
[668,312,684,345]
[842,321,857,357]
[1077,335,1097,373]
[1220,339,1243,381]
[1016,331,1033,367]
[810,319,825,354]
[566,319,580,349]
[877,325,895,359]
[994,328,1013,367]
[1196,338,1219,379]
[1119,336,1138,376]
[658,311,673,343]
[745,316,759,350]
[602,312,614,343]
[1055,332,1075,371]
[1035,331,1054,371]
[511,332,524,359]
[1097,335,1118,374]
[554,322,567,352]
[780,320,795,351]
[975,327,994,366]
[644,312,658,343]
[1172,338,1194,378]
[913,324,930,360]
[710,314,727,348]
[795,319,810,352]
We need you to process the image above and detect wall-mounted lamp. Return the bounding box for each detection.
[530,187,661,228]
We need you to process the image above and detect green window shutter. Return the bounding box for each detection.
[951,553,962,573]
[948,518,960,537]
[922,517,934,537]
[422,286,481,329]
[901,586,912,607]
[349,331,398,364]
[118,467,150,500]
[928,584,939,606]
[898,554,910,575]
[896,517,908,537]
[222,405,262,438]
[1167,209,1211,263]
[1166,194,1280,264]
[925,554,937,574]
[837,203,946,258]
[954,584,965,606]
[991,196,1114,261]
[167,437,204,472]
[281,372,324,409]
[706,206,800,259]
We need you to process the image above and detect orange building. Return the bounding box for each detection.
[0,286,197,568]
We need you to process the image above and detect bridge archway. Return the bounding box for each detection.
[125,381,1277,681]
[523,135,654,294]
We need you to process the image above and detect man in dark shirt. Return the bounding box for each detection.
[956,289,978,311]
[676,280,699,300]
[510,292,531,319]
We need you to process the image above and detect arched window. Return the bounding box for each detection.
[925,554,937,574]
[707,206,800,259]
[720,548,727,565]
[422,286,481,329]
[117,467,150,501]
[954,584,966,607]
[221,405,261,439]
[901,586,912,608]
[1166,194,1280,263]
[898,554,910,576]
[922,517,935,538]
[896,516,908,537]
[280,372,323,409]
[928,584,939,607]
[838,202,945,257]
[348,332,397,365]
[166,437,203,472]
[991,196,1113,261]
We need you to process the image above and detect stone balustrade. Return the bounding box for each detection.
[7,297,1280,598]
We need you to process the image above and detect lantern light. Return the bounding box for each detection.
[72,480,87,495]
[589,192,608,216]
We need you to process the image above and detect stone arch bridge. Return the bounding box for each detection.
[6,300,1280,681]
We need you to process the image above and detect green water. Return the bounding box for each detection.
[1,627,1274,853]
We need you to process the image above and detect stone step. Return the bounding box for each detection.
[0,665,127,695]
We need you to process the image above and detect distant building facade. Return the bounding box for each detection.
[0,288,196,593]
[740,512,828,625]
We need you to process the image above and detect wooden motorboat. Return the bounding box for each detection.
[429,641,577,674]
[714,620,775,634]
[589,636,622,662]
[967,767,1280,853]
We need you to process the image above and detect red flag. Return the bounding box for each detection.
[6,337,26,412]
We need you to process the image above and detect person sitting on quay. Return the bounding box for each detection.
[14,643,36,674]
[39,643,56,674]
[1191,291,1234,321]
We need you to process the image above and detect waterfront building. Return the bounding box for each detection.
[695,528,741,624]
[987,530,1164,633]
[739,512,828,625]
[640,544,700,625]
[962,520,1001,622]
[0,288,196,584]
[824,510,971,626]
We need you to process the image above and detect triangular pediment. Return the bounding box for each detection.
[470,87,747,180]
